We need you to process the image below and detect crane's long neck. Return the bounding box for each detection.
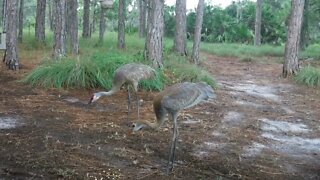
[134,116,166,131]
[97,86,119,97]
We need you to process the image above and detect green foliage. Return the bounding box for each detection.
[23,52,130,89]
[295,66,320,87]
[140,69,167,91]
[200,43,284,57]
[300,44,320,60]
[164,54,217,88]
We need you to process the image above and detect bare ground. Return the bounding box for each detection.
[0,54,319,179]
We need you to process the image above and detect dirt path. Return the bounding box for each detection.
[0,54,319,179]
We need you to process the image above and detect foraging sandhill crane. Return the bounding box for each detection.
[89,63,156,120]
[132,82,216,173]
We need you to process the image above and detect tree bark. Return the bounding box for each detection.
[4,0,19,70]
[82,0,90,38]
[18,0,24,43]
[174,0,187,56]
[300,0,309,50]
[145,0,164,68]
[138,0,146,38]
[254,0,262,46]
[2,0,7,31]
[191,0,205,64]
[69,0,79,54]
[48,0,54,31]
[118,0,126,49]
[98,6,107,44]
[53,0,66,59]
[283,0,305,78]
[35,0,46,42]
[90,0,98,36]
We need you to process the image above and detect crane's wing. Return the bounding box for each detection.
[160,82,215,112]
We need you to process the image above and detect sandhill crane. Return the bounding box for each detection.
[89,63,156,120]
[132,82,216,174]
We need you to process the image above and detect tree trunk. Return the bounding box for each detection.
[283,0,305,78]
[35,0,46,42]
[69,0,78,54]
[145,0,164,68]
[300,0,309,50]
[174,0,187,56]
[254,0,262,46]
[53,0,66,59]
[2,0,7,31]
[82,0,90,38]
[4,0,19,70]
[98,6,106,44]
[18,0,24,43]
[90,0,98,36]
[138,0,146,38]
[118,0,126,49]
[191,0,205,64]
[48,0,54,31]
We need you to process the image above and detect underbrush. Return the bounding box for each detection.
[22,33,218,91]
[295,66,320,87]
[23,51,216,91]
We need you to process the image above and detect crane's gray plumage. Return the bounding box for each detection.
[133,82,216,173]
[89,63,156,120]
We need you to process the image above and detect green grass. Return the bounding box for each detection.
[22,32,218,90]
[300,44,320,60]
[295,66,320,87]
[164,53,217,88]
[200,43,284,58]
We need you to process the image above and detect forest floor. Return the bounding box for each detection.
[0,53,320,179]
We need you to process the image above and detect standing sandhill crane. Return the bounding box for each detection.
[132,82,216,174]
[89,63,156,120]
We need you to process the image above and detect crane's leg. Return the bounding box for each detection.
[136,91,140,120]
[127,86,132,121]
[167,113,179,174]
[133,82,140,120]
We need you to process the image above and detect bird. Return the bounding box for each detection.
[88,63,156,120]
[132,82,216,174]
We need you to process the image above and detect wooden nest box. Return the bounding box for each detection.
[100,0,114,9]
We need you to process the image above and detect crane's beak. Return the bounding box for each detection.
[88,96,94,104]
[132,122,144,131]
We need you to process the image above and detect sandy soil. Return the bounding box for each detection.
[0,54,319,179]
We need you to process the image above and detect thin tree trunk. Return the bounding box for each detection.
[283,0,305,78]
[118,0,126,49]
[53,0,66,59]
[300,0,309,50]
[82,0,90,38]
[35,0,46,42]
[69,0,78,54]
[18,0,24,43]
[48,0,54,31]
[145,0,164,68]
[2,0,7,31]
[4,0,19,70]
[138,0,146,38]
[174,0,187,56]
[191,0,205,64]
[98,6,107,44]
[254,0,262,46]
[90,0,98,36]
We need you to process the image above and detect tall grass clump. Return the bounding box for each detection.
[23,52,130,89]
[295,66,320,87]
[164,54,217,88]
[23,51,167,90]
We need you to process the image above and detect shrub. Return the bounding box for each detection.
[295,66,320,87]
